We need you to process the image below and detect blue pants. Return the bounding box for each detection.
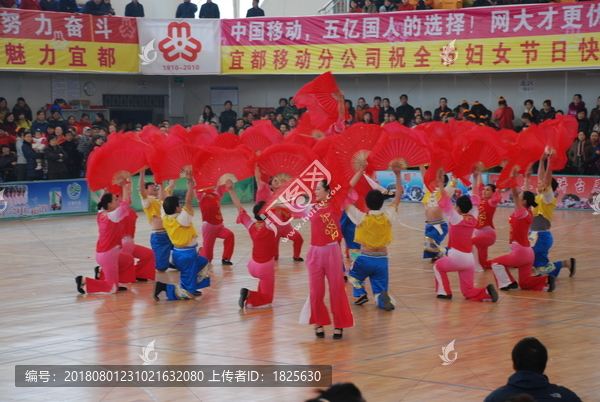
[151,230,174,271]
[340,211,361,251]
[424,220,448,259]
[531,231,564,277]
[348,253,393,310]
[165,246,210,301]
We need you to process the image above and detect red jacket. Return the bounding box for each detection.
[20,0,41,9]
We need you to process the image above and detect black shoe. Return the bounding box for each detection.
[75,276,85,294]
[137,278,148,282]
[94,266,100,280]
[436,294,452,299]
[569,258,576,277]
[153,281,166,301]
[222,259,233,266]
[194,291,203,296]
[293,257,304,262]
[500,282,519,291]
[344,275,348,283]
[547,275,556,292]
[333,328,343,339]
[118,286,128,291]
[380,290,393,311]
[355,294,369,305]
[487,284,499,303]
[315,326,325,338]
[239,288,249,309]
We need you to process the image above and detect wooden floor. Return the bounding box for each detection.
[1,202,598,401]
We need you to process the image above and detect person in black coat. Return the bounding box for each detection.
[83,0,108,15]
[176,0,197,18]
[21,132,42,181]
[395,94,414,127]
[44,136,68,180]
[59,0,79,12]
[199,0,219,18]
[246,0,264,17]
[125,0,144,17]
[61,131,82,179]
[219,101,237,133]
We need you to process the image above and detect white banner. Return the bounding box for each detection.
[137,19,220,75]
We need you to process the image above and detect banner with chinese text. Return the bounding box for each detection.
[221,2,600,74]
[0,9,139,73]
[137,19,220,75]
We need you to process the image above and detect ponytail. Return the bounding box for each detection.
[98,193,113,211]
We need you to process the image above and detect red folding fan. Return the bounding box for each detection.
[452,126,505,185]
[497,126,546,189]
[257,143,320,179]
[213,132,241,149]
[193,145,254,190]
[240,120,282,153]
[367,122,431,171]
[149,129,205,183]
[293,72,348,132]
[331,123,382,180]
[188,124,218,147]
[539,115,578,171]
[312,134,338,162]
[86,131,149,191]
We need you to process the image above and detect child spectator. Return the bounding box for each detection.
[368,96,382,124]
[423,110,433,122]
[32,129,48,171]
[576,109,590,135]
[44,135,68,180]
[363,0,377,12]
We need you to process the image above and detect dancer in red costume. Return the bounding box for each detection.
[433,168,499,302]
[226,179,277,309]
[195,186,235,266]
[491,167,556,292]
[255,166,304,261]
[472,182,501,272]
[76,181,135,294]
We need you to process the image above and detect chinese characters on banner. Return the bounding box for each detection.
[0,9,138,73]
[136,19,220,75]
[221,2,600,74]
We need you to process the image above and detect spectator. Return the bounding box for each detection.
[363,111,376,125]
[246,0,264,17]
[78,127,93,155]
[103,0,115,15]
[345,99,355,124]
[55,126,67,145]
[12,98,32,121]
[75,113,91,134]
[3,113,16,137]
[198,105,218,125]
[379,98,393,123]
[0,144,17,181]
[492,97,515,130]
[84,134,104,169]
[288,117,297,130]
[20,0,41,9]
[381,112,390,126]
[354,97,370,123]
[348,0,361,12]
[219,101,237,133]
[272,114,284,129]
[279,123,289,135]
[66,116,77,132]
[60,0,78,12]
[484,337,582,402]
[14,130,27,181]
[538,99,556,123]
[0,124,16,151]
[16,112,32,132]
[0,97,9,123]
[523,99,539,123]
[416,0,433,9]
[423,110,432,122]
[45,125,56,139]
[108,124,117,134]
[363,0,377,12]
[1,0,17,7]
[567,131,593,175]
[568,94,586,118]
[44,136,68,180]
[520,113,533,130]
[275,98,288,115]
[40,0,60,11]
[379,0,396,12]
[411,114,424,127]
[590,131,600,175]
[471,0,491,6]
[282,97,298,123]
[175,0,198,18]
[397,0,415,10]
[61,131,81,178]
[306,382,365,402]
[199,0,219,18]
[83,0,107,15]
[388,112,398,124]
[48,110,67,132]
[234,118,245,135]
[94,112,109,130]
[576,109,590,135]
[125,0,144,17]
[590,96,600,130]
[21,132,42,181]
[433,97,450,121]
[368,96,382,124]
[395,94,414,127]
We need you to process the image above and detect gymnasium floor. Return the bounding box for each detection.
[1,202,597,401]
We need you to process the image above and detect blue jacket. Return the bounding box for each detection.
[484,371,582,402]
[40,0,60,11]
[175,2,197,18]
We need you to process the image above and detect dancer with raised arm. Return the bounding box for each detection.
[472,182,501,272]
[195,185,235,266]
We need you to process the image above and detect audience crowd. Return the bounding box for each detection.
[1,93,598,182]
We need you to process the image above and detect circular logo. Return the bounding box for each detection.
[67,183,82,200]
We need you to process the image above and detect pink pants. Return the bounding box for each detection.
[246,258,275,308]
[98,249,136,285]
[472,227,496,271]
[433,248,492,302]
[87,246,124,294]
[491,242,548,291]
[122,237,156,281]
[276,223,303,259]
[200,222,234,261]
[305,243,354,328]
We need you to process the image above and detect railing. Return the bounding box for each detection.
[318,0,348,15]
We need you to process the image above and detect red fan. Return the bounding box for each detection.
[331,123,382,180]
[423,144,456,192]
[367,122,431,171]
[497,126,546,189]
[246,120,283,145]
[193,145,254,190]
[138,125,164,145]
[188,124,218,147]
[213,132,241,149]
[312,134,338,162]
[256,143,319,179]
[149,129,205,183]
[86,131,149,191]
[293,72,348,132]
[539,115,578,171]
[452,126,505,185]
